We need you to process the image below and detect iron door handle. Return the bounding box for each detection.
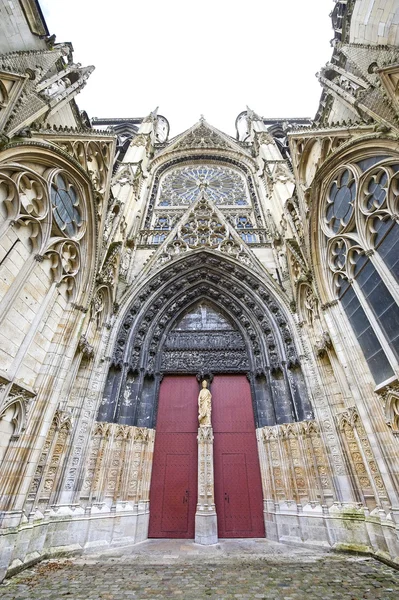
[183,490,189,504]
[224,492,229,503]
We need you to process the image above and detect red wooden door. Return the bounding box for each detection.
[149,375,198,538]
[213,375,265,538]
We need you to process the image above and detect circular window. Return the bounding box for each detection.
[50,173,82,238]
[158,165,248,206]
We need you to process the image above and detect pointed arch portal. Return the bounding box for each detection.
[100,250,313,539]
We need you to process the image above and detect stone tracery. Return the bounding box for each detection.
[157,164,249,206]
[320,156,399,384]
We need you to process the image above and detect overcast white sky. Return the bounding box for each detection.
[40,0,334,137]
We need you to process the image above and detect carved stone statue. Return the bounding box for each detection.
[198,380,212,427]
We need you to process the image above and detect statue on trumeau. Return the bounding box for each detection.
[198,380,212,427]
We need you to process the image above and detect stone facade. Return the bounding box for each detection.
[1,0,399,581]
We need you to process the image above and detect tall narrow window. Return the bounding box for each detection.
[322,159,399,386]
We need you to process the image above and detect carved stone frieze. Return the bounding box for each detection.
[161,349,249,373]
[337,406,389,505]
[80,423,155,505]
[257,419,333,503]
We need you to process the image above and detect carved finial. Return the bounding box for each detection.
[200,114,205,123]
[144,107,159,123]
[246,106,262,121]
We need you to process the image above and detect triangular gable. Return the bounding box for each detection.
[139,190,264,279]
[0,70,28,131]
[156,118,249,156]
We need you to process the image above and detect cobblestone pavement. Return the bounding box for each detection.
[2,539,399,600]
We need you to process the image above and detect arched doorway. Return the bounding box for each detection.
[99,251,313,539]
[148,302,265,538]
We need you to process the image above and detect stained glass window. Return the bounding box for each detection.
[158,165,249,206]
[325,168,356,234]
[337,277,394,383]
[323,159,399,385]
[50,173,82,238]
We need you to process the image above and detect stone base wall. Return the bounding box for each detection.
[263,501,399,565]
[0,502,149,581]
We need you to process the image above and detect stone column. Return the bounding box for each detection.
[195,426,218,544]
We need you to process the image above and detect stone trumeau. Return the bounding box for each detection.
[1,0,399,580]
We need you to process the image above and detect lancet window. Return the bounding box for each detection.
[151,215,171,244]
[236,215,256,243]
[322,158,399,385]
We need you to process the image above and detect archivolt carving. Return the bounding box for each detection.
[99,251,313,428]
[112,252,298,374]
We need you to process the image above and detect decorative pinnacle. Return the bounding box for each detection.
[200,114,205,123]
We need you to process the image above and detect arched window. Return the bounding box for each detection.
[322,159,399,386]
[152,215,170,244]
[237,215,256,243]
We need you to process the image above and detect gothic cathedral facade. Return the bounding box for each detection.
[1,0,399,579]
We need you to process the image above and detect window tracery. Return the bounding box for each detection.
[50,172,83,238]
[236,215,256,243]
[322,158,399,385]
[0,158,89,304]
[157,165,249,207]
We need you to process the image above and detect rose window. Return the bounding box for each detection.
[158,165,248,206]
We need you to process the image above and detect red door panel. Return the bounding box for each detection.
[149,376,198,538]
[156,375,198,433]
[212,374,255,433]
[222,453,251,532]
[161,453,190,533]
[212,375,265,538]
